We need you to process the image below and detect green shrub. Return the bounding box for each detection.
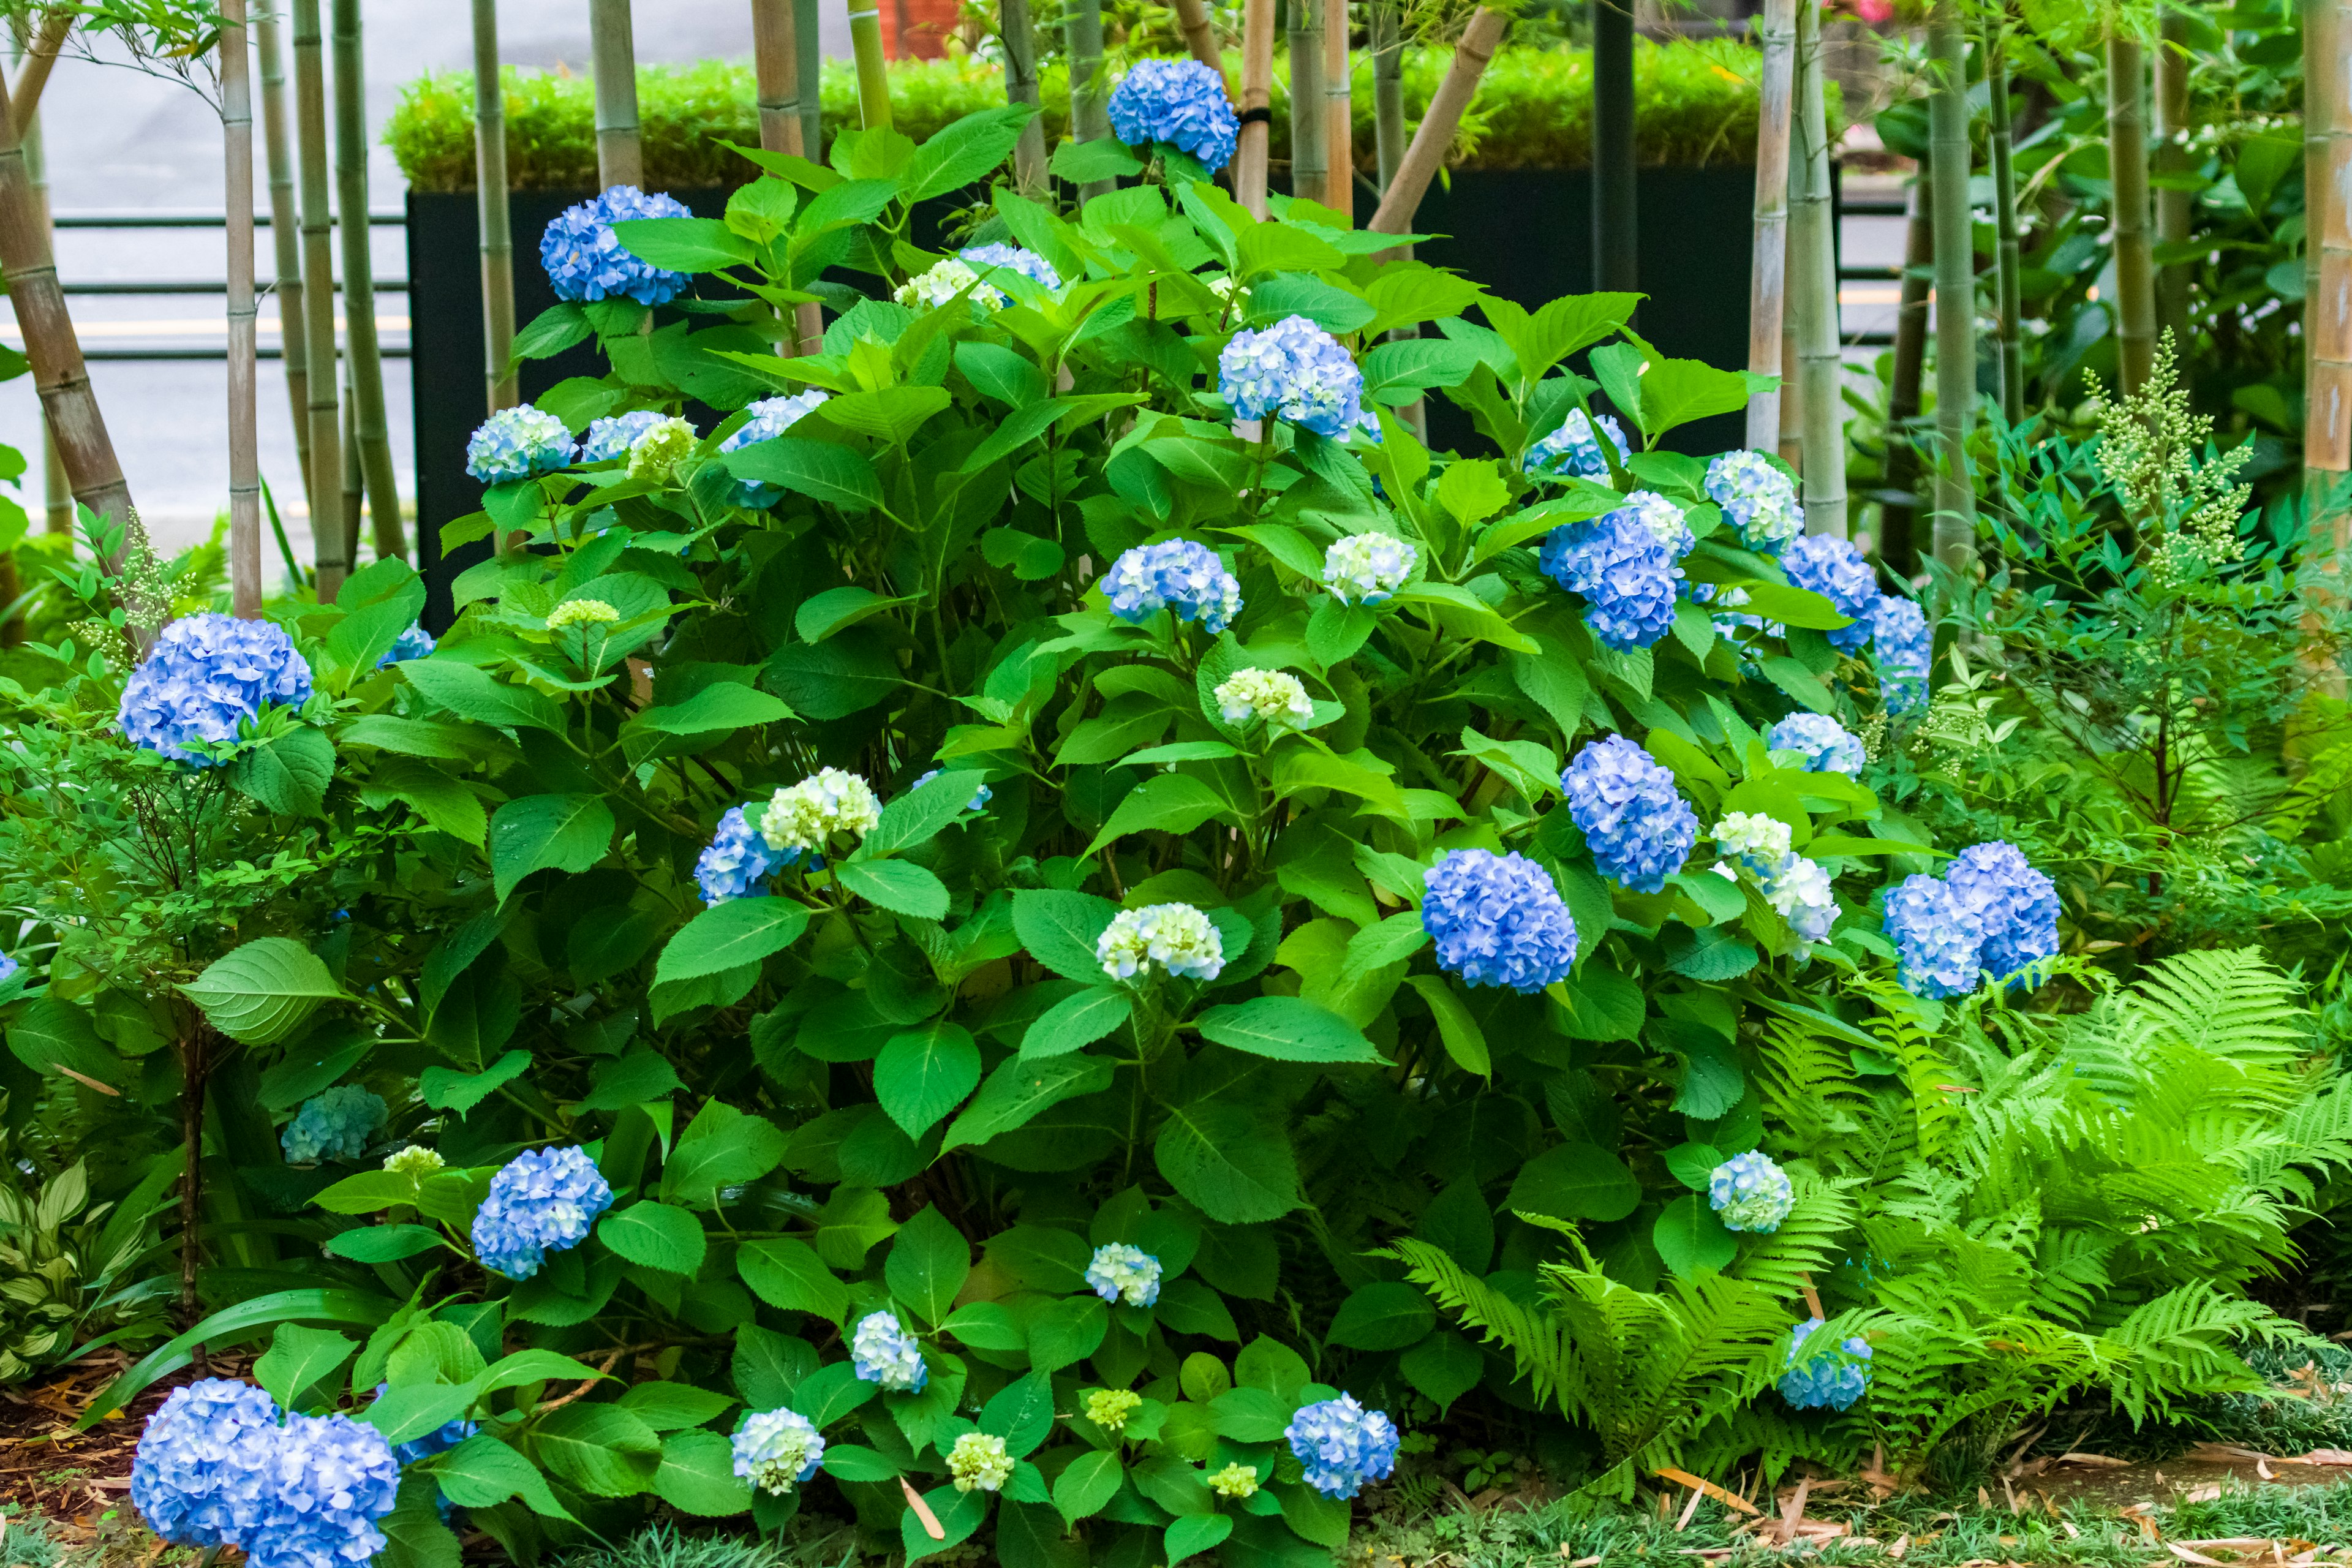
[383,40,1814,192]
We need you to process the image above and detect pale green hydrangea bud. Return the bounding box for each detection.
[625,415,698,482]
[383,1145,444,1178]
[761,767,883,855]
[1214,667,1313,731]
[947,1431,1014,1493]
[1085,1388,1142,1434]
[547,598,620,631]
[1208,1461,1260,1498]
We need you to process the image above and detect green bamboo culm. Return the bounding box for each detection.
[1068,0,1112,198]
[222,0,263,615]
[472,0,517,413]
[1986,15,2022,423]
[2152,11,2191,353]
[256,9,311,497]
[590,0,644,187]
[2106,28,2156,394]
[1591,0,1636,293]
[1370,0,1406,193]
[1789,0,1843,537]
[291,0,346,597]
[333,0,405,564]
[1287,0,1327,203]
[795,0,823,156]
[1926,0,1977,571]
[1880,167,1932,578]
[1001,0,1048,195]
[752,0,827,355]
[847,0,893,129]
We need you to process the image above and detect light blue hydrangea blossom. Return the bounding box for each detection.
[242,1412,402,1568]
[912,767,992,813]
[470,1145,614,1281]
[1563,736,1700,894]
[1323,531,1417,603]
[1778,1317,1872,1411]
[959,243,1062,291]
[540,186,693,306]
[579,409,667,462]
[1880,873,1985,1000]
[1709,1150,1795,1233]
[131,1378,283,1549]
[280,1087,386,1164]
[1525,409,1630,480]
[1284,1395,1400,1499]
[1766,854,1841,948]
[1085,1243,1163,1306]
[1766,712,1866,776]
[1107,57,1241,167]
[1780,534,1880,654]
[1705,450,1804,550]
[850,1310,927,1392]
[1871,593,1933,714]
[1422,848,1579,993]
[119,612,315,766]
[1944,840,2060,982]
[377,623,435,669]
[695,805,785,905]
[1218,315,1363,437]
[719,390,832,507]
[1538,513,1683,651]
[1104,540,1242,633]
[464,405,576,483]
[732,1408,825,1494]
[1608,489,1697,559]
[0,954,18,989]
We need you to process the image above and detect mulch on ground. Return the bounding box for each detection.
[0,1351,242,1553]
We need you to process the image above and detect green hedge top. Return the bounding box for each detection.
[385,39,1825,192]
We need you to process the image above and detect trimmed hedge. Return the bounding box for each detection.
[385,39,1832,191]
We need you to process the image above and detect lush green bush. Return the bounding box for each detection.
[384,39,1804,193]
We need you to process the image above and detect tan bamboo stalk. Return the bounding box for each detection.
[6,12,65,141]
[1926,0,1977,568]
[1790,0,1844,537]
[754,0,828,353]
[1288,0,1325,202]
[1235,0,1276,216]
[2311,0,2352,530]
[590,0,643,189]
[1777,321,1801,466]
[334,0,404,564]
[473,0,517,412]
[1881,168,1932,578]
[2152,10,2190,350]
[849,0,894,129]
[1067,0,1110,198]
[995,0,1048,195]
[1366,7,1506,238]
[224,0,262,614]
[258,10,311,490]
[0,69,139,549]
[1987,19,2022,420]
[1744,0,1795,451]
[339,354,362,566]
[293,0,344,595]
[1173,0,1226,83]
[1322,0,1351,214]
[2107,31,2155,394]
[1370,0,1404,190]
[15,28,64,538]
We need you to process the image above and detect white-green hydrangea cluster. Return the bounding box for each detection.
[546,598,620,631]
[1096,902,1225,982]
[894,258,1005,312]
[1085,1388,1143,1433]
[1208,1461,1261,1498]
[625,415,698,482]
[947,1431,1015,1493]
[1322,532,1417,604]
[1714,810,1793,876]
[382,1145,445,1178]
[761,768,882,856]
[1214,667,1313,731]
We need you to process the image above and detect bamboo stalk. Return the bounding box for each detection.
[997,0,1048,195]
[754,0,828,354]
[224,0,262,614]
[2152,9,2191,351]
[1745,0,1795,451]
[473,0,517,413]
[1235,0,1276,216]
[1987,17,2022,421]
[1778,319,1801,466]
[1289,0,1326,202]
[2311,0,2352,530]
[2107,31,2155,394]
[258,10,311,491]
[1371,0,1404,192]
[16,28,63,540]
[1790,0,1844,536]
[1173,0,1227,83]
[6,12,65,141]
[1926,0,1977,569]
[795,0,823,158]
[1067,0,1110,198]
[339,350,362,567]
[1593,0,1636,293]
[1366,7,1506,238]
[334,0,404,564]
[292,0,344,597]
[590,0,643,189]
[850,0,894,129]
[0,67,139,554]
[1881,168,1932,579]
[1323,0,1351,214]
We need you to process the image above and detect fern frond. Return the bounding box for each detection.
[1389,1238,1570,1411]
[1731,1172,1860,1303]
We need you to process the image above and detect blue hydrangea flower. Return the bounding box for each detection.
[119,612,315,766]
[959,243,1062,291]
[1538,513,1683,651]
[733,1408,825,1495]
[1944,840,2060,984]
[1872,593,1932,715]
[470,1146,613,1281]
[1607,489,1696,559]
[1705,450,1804,551]
[280,1087,386,1165]
[1562,735,1699,894]
[695,805,786,905]
[912,767,992,813]
[1765,713,1866,776]
[1422,848,1579,993]
[1104,540,1242,633]
[1780,534,1879,653]
[131,1379,283,1549]
[1881,873,1985,1000]
[464,404,576,484]
[1708,1150,1795,1234]
[1283,1395,1400,1499]
[376,1383,474,1520]
[0,954,18,989]
[242,1411,401,1568]
[850,1311,927,1392]
[719,390,832,507]
[1778,1317,1871,1411]
[540,186,693,306]
[377,623,435,669]
[1108,58,1240,167]
[1218,315,1363,437]
[1085,1243,1163,1306]
[1525,409,1630,480]
[580,410,668,463]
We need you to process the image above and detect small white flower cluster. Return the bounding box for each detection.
[948,1431,1016,1493]
[761,767,883,856]
[1215,667,1313,731]
[1098,902,1225,982]
[1712,813,1838,951]
[894,258,1005,312]
[625,415,698,482]
[546,598,620,631]
[1322,532,1417,604]
[1714,811,1793,876]
[382,1145,445,1178]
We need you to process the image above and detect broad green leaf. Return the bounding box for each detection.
[1019,987,1131,1058]
[738,1237,849,1322]
[1653,1192,1739,1277]
[609,215,755,271]
[941,1054,1114,1152]
[401,658,565,733]
[419,1048,531,1114]
[181,938,344,1046]
[1166,1515,1234,1564]
[630,682,795,737]
[1155,1102,1303,1223]
[255,1324,356,1412]
[1404,976,1491,1077]
[1011,889,1121,981]
[823,385,952,445]
[615,1383,737,1432]
[655,899,811,985]
[724,437,883,511]
[1506,1142,1640,1223]
[834,858,950,919]
[323,1225,446,1263]
[597,1200,709,1276]
[1083,772,1234,857]
[1195,996,1384,1064]
[7,998,119,1085]
[1398,1329,1483,1412]
[227,726,336,816]
[652,1429,753,1516]
[433,1434,576,1520]
[886,1206,971,1326]
[1326,1281,1436,1351]
[794,586,907,644]
[489,794,616,902]
[529,1403,662,1498]
[1053,1448,1123,1525]
[873,1023,981,1138]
